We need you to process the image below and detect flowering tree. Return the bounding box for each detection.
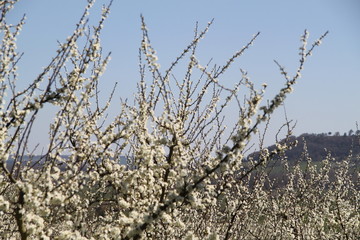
[0,0,358,239]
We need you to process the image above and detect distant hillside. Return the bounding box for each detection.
[5,155,128,171]
[246,133,360,188]
[249,133,360,163]
[6,133,360,170]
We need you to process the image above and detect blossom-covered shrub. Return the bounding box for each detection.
[0,0,358,239]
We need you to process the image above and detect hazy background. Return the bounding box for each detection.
[7,0,360,152]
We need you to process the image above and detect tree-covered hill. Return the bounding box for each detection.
[246,132,359,188]
[249,132,360,163]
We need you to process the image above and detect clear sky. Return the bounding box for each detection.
[7,0,360,150]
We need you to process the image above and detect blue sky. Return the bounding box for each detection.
[7,0,360,150]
